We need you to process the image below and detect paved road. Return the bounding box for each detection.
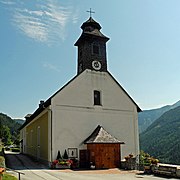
[4,152,177,180]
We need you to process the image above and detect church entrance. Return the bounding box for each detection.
[83,125,124,169]
[87,144,121,169]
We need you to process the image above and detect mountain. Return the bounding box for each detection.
[14,119,25,125]
[0,113,21,134]
[138,100,180,133]
[140,106,180,165]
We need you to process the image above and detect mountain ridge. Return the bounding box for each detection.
[140,105,180,165]
[138,100,180,133]
[13,119,25,125]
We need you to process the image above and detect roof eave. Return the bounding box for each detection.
[74,33,109,46]
[85,142,125,144]
[107,71,142,112]
[19,73,80,130]
[19,98,51,130]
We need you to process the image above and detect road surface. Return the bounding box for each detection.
[5,151,177,180]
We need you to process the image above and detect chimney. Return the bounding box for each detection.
[24,114,32,121]
[39,100,44,108]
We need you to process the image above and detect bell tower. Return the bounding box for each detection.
[74,15,109,74]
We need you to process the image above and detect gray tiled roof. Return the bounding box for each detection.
[84,125,124,144]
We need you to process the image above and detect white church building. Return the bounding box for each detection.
[20,16,141,169]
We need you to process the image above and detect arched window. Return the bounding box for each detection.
[94,90,101,105]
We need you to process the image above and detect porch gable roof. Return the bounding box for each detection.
[84,125,125,144]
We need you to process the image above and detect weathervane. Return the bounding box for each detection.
[86,8,95,18]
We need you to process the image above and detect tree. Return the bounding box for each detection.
[63,149,68,159]
[11,131,20,146]
[2,125,12,145]
[56,150,62,160]
[0,119,3,138]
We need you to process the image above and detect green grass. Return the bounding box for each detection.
[2,173,18,180]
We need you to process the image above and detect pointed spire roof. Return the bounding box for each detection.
[84,125,125,144]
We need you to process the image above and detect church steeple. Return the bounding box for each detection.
[74,16,109,74]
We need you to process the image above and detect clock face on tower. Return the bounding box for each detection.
[92,60,101,70]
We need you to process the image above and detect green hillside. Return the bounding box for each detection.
[14,119,25,125]
[0,113,21,145]
[138,100,180,133]
[140,106,180,165]
[0,113,21,134]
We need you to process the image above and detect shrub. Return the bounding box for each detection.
[0,156,5,168]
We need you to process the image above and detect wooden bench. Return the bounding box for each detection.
[154,164,177,177]
[154,170,174,176]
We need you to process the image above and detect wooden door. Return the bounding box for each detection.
[79,149,90,168]
[100,145,117,168]
[88,144,120,169]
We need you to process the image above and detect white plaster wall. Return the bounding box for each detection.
[51,70,139,160]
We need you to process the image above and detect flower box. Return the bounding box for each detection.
[55,164,70,169]
[51,159,72,169]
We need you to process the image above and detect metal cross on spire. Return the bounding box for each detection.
[86,8,95,18]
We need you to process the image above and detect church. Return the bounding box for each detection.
[20,15,141,169]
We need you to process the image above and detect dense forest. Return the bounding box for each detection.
[140,106,180,165]
[0,113,22,146]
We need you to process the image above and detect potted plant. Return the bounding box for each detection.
[70,158,79,169]
[51,150,73,169]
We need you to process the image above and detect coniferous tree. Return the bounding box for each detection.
[56,150,62,160]
[63,149,68,159]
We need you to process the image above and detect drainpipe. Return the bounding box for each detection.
[51,109,53,163]
[48,106,53,165]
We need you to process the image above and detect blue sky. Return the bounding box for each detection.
[0,0,180,119]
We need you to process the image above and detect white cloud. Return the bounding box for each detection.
[2,0,79,44]
[0,0,15,5]
[72,8,79,24]
[42,62,60,72]
[13,12,48,42]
